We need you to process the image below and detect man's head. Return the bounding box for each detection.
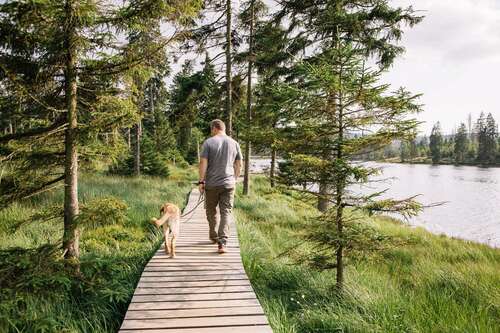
[210,119,226,136]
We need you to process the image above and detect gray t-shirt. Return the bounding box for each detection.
[201,134,242,188]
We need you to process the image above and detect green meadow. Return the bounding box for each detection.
[0,168,195,332]
[235,177,500,333]
[1,172,498,333]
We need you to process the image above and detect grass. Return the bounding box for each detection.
[1,169,498,332]
[235,177,500,333]
[0,166,196,333]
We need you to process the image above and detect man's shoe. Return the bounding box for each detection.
[218,242,227,254]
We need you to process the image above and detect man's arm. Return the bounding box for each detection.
[234,159,242,180]
[199,157,208,192]
[234,142,242,180]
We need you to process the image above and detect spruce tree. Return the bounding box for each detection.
[251,20,290,187]
[0,0,201,261]
[400,141,410,162]
[237,0,267,194]
[429,122,443,164]
[454,123,468,164]
[242,0,256,195]
[274,0,423,211]
[483,113,498,164]
[192,0,238,135]
[410,139,418,160]
[276,43,422,290]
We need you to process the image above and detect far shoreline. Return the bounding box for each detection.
[367,158,500,169]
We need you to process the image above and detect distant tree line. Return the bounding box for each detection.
[364,112,500,166]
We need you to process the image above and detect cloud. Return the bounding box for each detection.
[395,0,500,65]
[382,0,500,134]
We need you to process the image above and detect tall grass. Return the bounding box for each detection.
[0,167,195,332]
[235,177,500,333]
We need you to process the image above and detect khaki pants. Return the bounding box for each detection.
[204,186,235,244]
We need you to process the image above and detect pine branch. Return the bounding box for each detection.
[0,119,66,144]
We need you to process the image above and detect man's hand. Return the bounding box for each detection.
[199,158,208,192]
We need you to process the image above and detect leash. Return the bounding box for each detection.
[180,190,205,222]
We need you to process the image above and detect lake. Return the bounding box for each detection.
[250,159,500,248]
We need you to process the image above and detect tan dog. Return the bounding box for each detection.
[150,203,181,258]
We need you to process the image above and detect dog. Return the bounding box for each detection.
[150,203,181,258]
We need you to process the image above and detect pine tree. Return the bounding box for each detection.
[237,0,267,194]
[483,113,498,164]
[476,112,487,164]
[242,0,255,195]
[0,0,201,261]
[276,43,422,290]
[400,141,410,162]
[410,139,418,160]
[429,122,443,164]
[191,0,238,135]
[275,0,423,211]
[454,123,468,164]
[196,53,222,135]
[252,21,289,187]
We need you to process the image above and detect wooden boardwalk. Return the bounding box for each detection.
[119,189,272,333]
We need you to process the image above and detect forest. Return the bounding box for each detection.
[366,112,500,165]
[0,1,499,332]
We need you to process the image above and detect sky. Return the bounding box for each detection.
[382,0,500,134]
[168,0,500,135]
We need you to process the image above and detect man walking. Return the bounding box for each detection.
[198,119,242,254]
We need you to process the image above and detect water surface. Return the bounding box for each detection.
[250,159,500,247]
[365,163,500,247]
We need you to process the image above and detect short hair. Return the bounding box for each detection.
[210,119,226,131]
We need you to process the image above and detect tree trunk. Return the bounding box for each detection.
[150,83,158,147]
[225,0,233,136]
[134,121,141,176]
[243,0,255,196]
[317,182,330,212]
[127,128,131,149]
[179,124,192,155]
[270,147,276,187]
[62,0,80,262]
[335,184,344,290]
[335,67,345,291]
[197,136,200,163]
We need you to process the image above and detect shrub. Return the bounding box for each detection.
[78,196,128,229]
[108,136,171,177]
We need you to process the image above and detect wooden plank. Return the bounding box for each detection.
[139,275,248,282]
[119,325,273,333]
[153,252,242,257]
[136,280,251,289]
[120,189,272,332]
[148,259,243,263]
[134,285,253,295]
[156,249,240,253]
[124,306,264,320]
[127,299,262,311]
[144,265,243,272]
[121,315,268,330]
[149,255,241,259]
[141,270,247,277]
[131,291,257,303]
